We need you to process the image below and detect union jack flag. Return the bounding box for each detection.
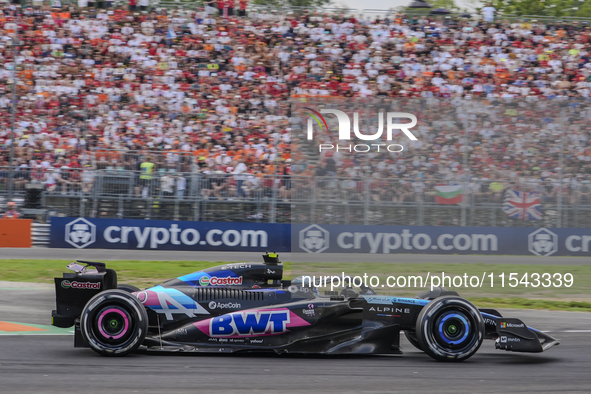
[502,190,543,221]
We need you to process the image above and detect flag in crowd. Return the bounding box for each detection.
[434,185,463,205]
[502,190,543,221]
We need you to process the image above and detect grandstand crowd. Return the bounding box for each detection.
[1,2,591,201]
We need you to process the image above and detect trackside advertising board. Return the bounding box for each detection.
[292,224,591,257]
[50,217,290,252]
[51,217,591,256]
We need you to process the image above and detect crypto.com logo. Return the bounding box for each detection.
[303,108,418,153]
[528,228,558,257]
[65,218,96,249]
[299,224,329,253]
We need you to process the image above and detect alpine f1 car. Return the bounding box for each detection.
[51,253,559,362]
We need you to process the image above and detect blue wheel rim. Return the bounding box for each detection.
[437,312,469,345]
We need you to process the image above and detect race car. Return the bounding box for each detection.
[51,253,559,362]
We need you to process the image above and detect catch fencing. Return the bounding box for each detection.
[2,168,591,227]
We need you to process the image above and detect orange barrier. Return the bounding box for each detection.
[0,219,32,248]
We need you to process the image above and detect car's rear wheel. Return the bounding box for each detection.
[404,330,423,351]
[117,284,141,293]
[80,290,147,356]
[416,296,484,362]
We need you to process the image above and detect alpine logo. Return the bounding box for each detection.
[199,276,243,286]
[368,307,410,314]
[210,310,290,337]
[135,287,210,320]
[61,280,101,290]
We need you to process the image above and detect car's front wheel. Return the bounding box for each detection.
[416,296,484,362]
[80,290,148,356]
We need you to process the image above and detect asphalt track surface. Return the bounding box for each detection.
[1,250,590,393]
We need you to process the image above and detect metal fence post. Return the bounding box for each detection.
[418,191,423,226]
[128,172,135,196]
[194,199,200,222]
[461,118,468,227]
[118,195,124,218]
[364,177,369,225]
[574,191,579,228]
[558,108,565,228]
[461,180,467,227]
[310,178,316,223]
[91,197,97,218]
[80,196,85,217]
[491,203,496,227]
[269,176,277,224]
[174,199,180,221]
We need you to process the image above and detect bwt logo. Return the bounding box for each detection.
[65,218,96,249]
[210,310,290,337]
[304,108,418,153]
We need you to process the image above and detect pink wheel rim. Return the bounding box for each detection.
[97,308,130,340]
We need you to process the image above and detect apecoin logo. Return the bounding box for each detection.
[209,301,242,310]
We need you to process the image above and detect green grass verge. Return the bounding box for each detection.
[1,259,590,311]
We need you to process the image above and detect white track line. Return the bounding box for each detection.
[0,333,74,336]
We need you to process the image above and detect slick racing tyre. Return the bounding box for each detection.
[80,289,148,356]
[416,296,484,362]
[404,330,423,351]
[117,284,141,293]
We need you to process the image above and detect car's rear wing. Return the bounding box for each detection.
[51,261,117,328]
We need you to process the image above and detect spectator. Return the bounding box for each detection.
[232,159,248,198]
[481,3,496,23]
[174,173,186,199]
[160,171,175,197]
[138,0,149,11]
[238,0,247,17]
[81,165,95,195]
[2,202,20,219]
[211,167,228,199]
[204,0,217,15]
[137,156,155,198]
